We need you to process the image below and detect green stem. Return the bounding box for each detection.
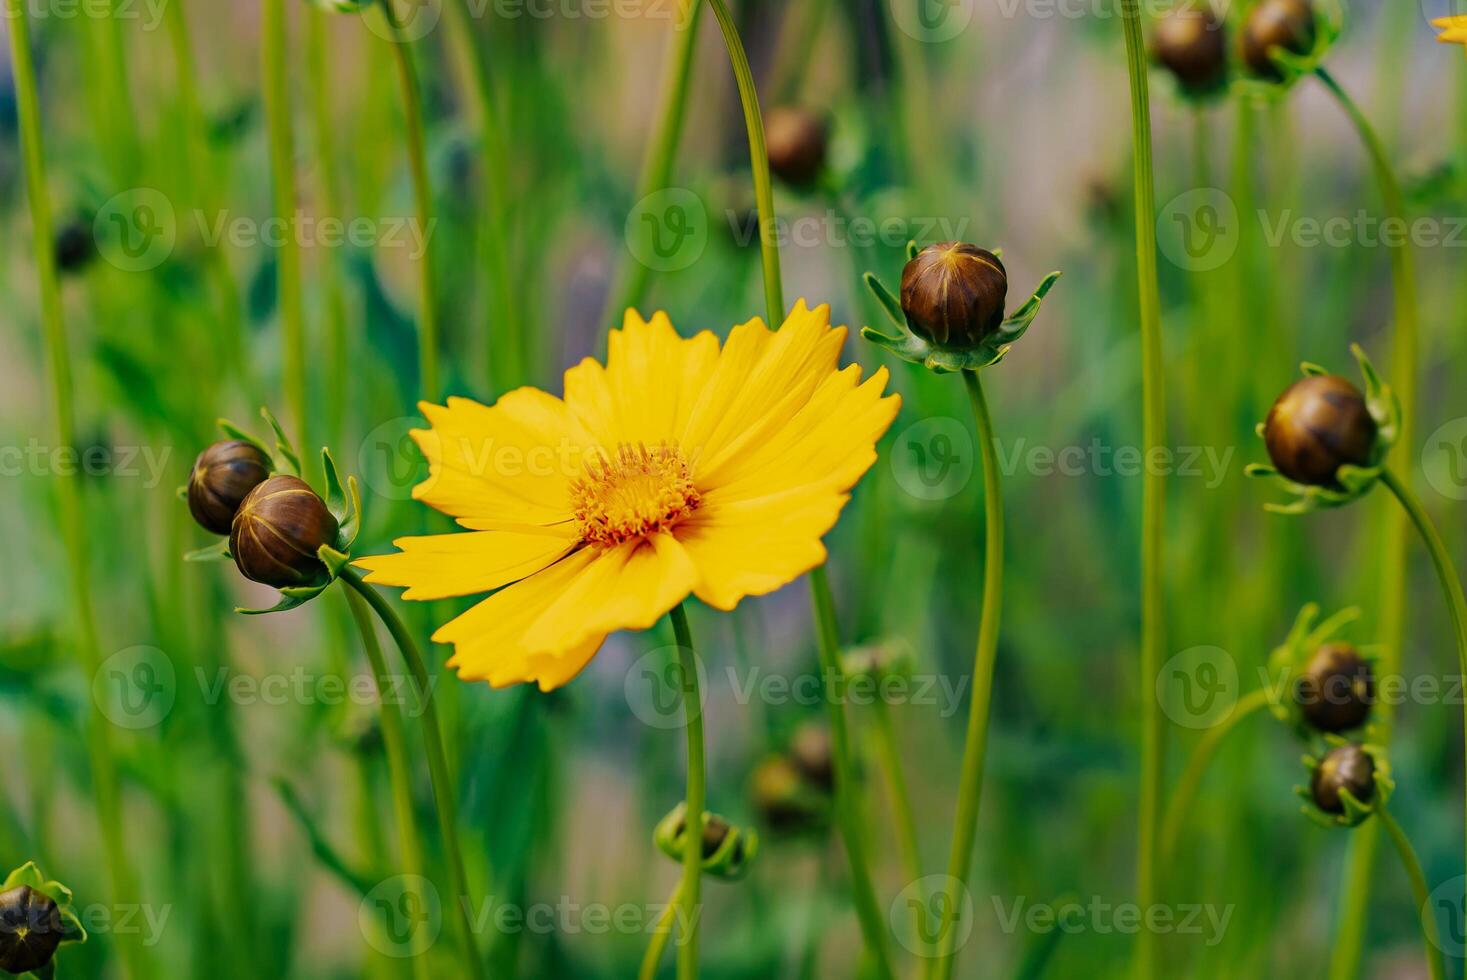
[342,569,486,980]
[1377,809,1446,980]
[307,8,351,443]
[870,696,923,899]
[639,873,687,980]
[1317,64,1420,980]
[262,0,310,454]
[810,569,898,980]
[928,371,1005,980]
[6,5,150,978]
[383,0,440,402]
[1120,4,1168,977]
[668,605,706,980]
[601,0,704,341]
[705,0,783,326]
[343,589,433,980]
[1159,688,1270,863]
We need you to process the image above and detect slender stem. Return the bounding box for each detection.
[638,879,687,980]
[927,371,1005,980]
[1317,65,1420,980]
[810,569,898,980]
[307,8,350,443]
[262,0,310,454]
[342,569,486,980]
[1377,809,1446,980]
[1159,689,1270,863]
[601,0,704,342]
[1119,4,1168,977]
[6,5,150,978]
[668,605,706,980]
[705,0,783,326]
[343,589,433,980]
[871,697,923,900]
[382,0,440,403]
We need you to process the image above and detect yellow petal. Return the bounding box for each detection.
[411,390,598,527]
[354,524,578,600]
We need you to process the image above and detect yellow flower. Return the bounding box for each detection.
[357,302,900,691]
[1435,15,1467,54]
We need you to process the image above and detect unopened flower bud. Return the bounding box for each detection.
[790,724,834,793]
[764,106,828,186]
[1311,743,1375,814]
[1242,0,1317,80]
[188,440,272,535]
[230,475,339,587]
[900,243,1008,348]
[750,756,826,835]
[1154,5,1229,94]
[54,221,95,275]
[1264,375,1377,487]
[1296,643,1374,733]
[0,885,63,975]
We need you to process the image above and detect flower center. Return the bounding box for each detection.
[571,443,700,547]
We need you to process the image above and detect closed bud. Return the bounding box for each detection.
[1242,0,1317,80]
[188,440,272,535]
[1264,374,1377,488]
[230,475,339,587]
[900,242,1008,348]
[54,220,95,275]
[1154,5,1229,94]
[790,724,834,794]
[1310,743,1375,814]
[764,106,828,187]
[750,756,827,835]
[1296,643,1374,733]
[0,885,63,975]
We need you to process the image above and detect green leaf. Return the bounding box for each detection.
[183,540,232,563]
[261,407,302,476]
[861,272,907,331]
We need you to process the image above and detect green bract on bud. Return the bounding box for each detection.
[764,106,828,187]
[1297,642,1374,733]
[900,243,1008,349]
[1242,0,1317,80]
[1264,375,1377,488]
[1154,5,1229,96]
[1310,743,1375,814]
[654,803,759,880]
[188,440,272,535]
[0,885,63,975]
[230,475,339,588]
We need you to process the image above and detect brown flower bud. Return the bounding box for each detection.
[1263,375,1377,487]
[750,756,823,834]
[790,724,834,793]
[1310,743,1375,814]
[700,814,731,858]
[900,242,1009,348]
[1296,643,1374,733]
[1154,5,1229,94]
[1241,0,1317,80]
[0,885,63,975]
[229,475,339,587]
[764,107,828,187]
[188,440,272,535]
[55,221,95,275]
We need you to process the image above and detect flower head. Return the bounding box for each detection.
[1434,15,1467,57]
[1299,740,1392,828]
[0,863,86,977]
[357,303,900,691]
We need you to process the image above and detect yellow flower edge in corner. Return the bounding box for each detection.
[356,301,901,691]
[1435,15,1467,54]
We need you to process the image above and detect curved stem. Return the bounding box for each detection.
[1159,689,1270,863]
[1119,4,1168,977]
[928,371,1005,980]
[639,876,687,980]
[342,569,486,980]
[1378,809,1446,980]
[601,0,705,342]
[668,605,706,980]
[6,5,150,978]
[705,0,783,326]
[871,696,923,906]
[343,589,434,980]
[262,0,310,454]
[383,0,440,402]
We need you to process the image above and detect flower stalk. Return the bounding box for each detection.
[1377,809,1446,980]
[669,604,706,980]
